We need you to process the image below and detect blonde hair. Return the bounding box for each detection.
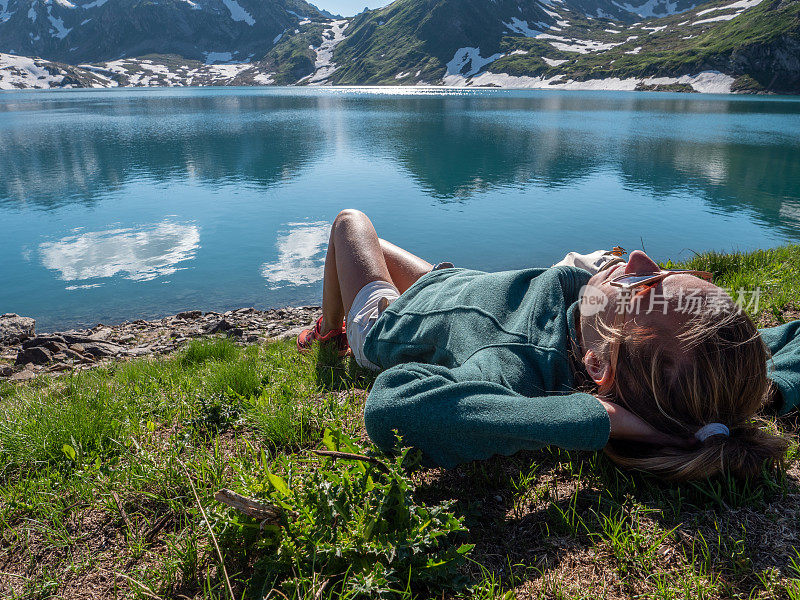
[596,303,788,481]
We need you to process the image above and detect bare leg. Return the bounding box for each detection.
[378,238,433,294]
[320,211,436,334]
[320,210,393,334]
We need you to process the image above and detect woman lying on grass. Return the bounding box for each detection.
[298,210,800,480]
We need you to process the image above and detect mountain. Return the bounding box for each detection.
[328,0,799,92]
[0,0,329,63]
[0,0,798,93]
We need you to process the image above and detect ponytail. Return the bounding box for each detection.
[605,417,788,481]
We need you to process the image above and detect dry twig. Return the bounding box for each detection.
[111,491,133,534]
[214,488,283,523]
[145,511,174,543]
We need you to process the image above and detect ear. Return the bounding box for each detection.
[583,349,613,389]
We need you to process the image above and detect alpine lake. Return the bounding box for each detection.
[2,86,800,331]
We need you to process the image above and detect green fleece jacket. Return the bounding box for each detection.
[362,266,800,468]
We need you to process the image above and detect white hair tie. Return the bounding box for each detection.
[695,423,730,442]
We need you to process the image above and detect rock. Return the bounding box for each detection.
[59,334,124,354]
[23,335,67,349]
[15,346,53,365]
[0,314,35,343]
[176,310,202,320]
[1,304,323,381]
[82,342,125,358]
[23,338,68,354]
[9,369,36,382]
[126,347,151,357]
[276,326,308,341]
[88,327,113,341]
[64,348,93,362]
[206,319,233,334]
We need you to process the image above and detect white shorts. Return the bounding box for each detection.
[346,279,400,371]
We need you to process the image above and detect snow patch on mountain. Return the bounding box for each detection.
[503,17,541,37]
[0,0,13,23]
[539,5,561,18]
[253,72,274,84]
[449,69,735,93]
[536,33,623,54]
[542,56,567,66]
[443,47,504,84]
[696,0,763,15]
[204,51,233,63]
[691,0,763,25]
[307,19,347,84]
[47,8,72,39]
[612,0,680,18]
[0,53,64,89]
[80,0,108,8]
[693,13,738,23]
[221,0,255,25]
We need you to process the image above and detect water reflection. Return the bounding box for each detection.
[0,93,326,208]
[2,88,800,330]
[39,221,200,286]
[4,90,795,231]
[261,221,330,289]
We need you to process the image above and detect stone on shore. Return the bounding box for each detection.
[16,346,53,365]
[0,314,35,343]
[1,305,320,381]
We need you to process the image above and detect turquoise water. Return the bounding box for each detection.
[2,87,800,331]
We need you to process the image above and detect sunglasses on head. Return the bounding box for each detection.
[607,269,713,289]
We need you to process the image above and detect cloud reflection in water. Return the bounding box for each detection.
[40,221,201,286]
[261,221,330,289]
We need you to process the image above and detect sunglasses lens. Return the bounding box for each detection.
[613,274,659,285]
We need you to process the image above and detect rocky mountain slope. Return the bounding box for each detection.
[0,0,797,92]
[0,0,331,63]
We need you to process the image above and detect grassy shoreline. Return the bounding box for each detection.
[2,245,800,599]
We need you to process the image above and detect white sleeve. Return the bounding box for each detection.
[552,250,625,275]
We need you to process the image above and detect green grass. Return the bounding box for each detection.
[663,244,800,324]
[1,246,799,598]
